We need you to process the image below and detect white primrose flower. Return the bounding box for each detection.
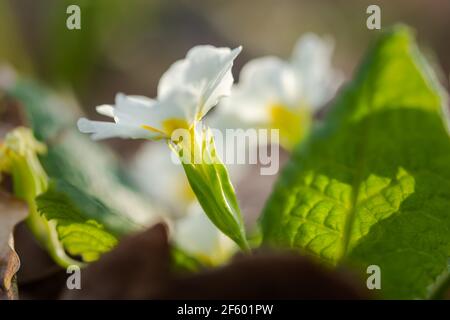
[78,45,250,252]
[78,45,242,141]
[130,142,237,264]
[211,33,343,150]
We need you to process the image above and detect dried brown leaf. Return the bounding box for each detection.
[61,224,170,300]
[163,252,368,299]
[0,191,28,300]
[61,223,368,300]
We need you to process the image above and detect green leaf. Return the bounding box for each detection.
[36,179,138,237]
[36,180,118,262]
[261,26,450,299]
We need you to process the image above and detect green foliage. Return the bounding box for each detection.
[4,81,159,266]
[8,80,156,234]
[36,181,118,262]
[37,179,137,238]
[0,128,80,267]
[0,127,122,266]
[261,26,450,299]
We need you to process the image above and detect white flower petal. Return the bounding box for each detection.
[155,88,198,126]
[239,56,299,107]
[77,118,152,140]
[82,93,167,140]
[214,56,299,128]
[291,33,343,108]
[212,90,270,128]
[83,90,197,140]
[96,105,115,118]
[200,46,241,116]
[127,95,156,104]
[157,45,241,120]
[113,93,156,126]
[79,45,241,141]
[157,60,187,98]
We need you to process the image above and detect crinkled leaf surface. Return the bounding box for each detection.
[261,26,450,299]
[36,180,119,262]
[36,179,138,237]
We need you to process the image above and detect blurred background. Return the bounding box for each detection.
[1,0,449,113]
[1,0,449,227]
[2,0,450,218]
[2,0,449,299]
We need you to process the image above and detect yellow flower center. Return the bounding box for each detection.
[269,103,311,150]
[141,118,190,138]
[162,118,190,136]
